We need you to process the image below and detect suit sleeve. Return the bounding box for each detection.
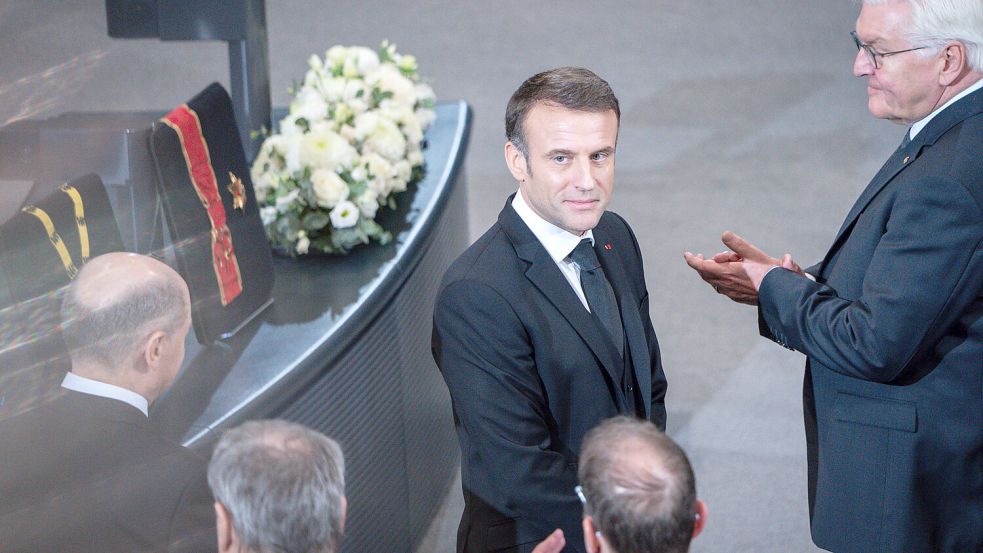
[758,176,983,383]
[433,278,585,551]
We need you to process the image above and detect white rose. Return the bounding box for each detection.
[290,86,328,122]
[300,128,357,171]
[362,152,393,180]
[415,82,435,104]
[260,205,277,226]
[275,188,300,213]
[296,230,310,255]
[355,112,407,162]
[325,45,348,68]
[394,159,412,182]
[320,76,346,102]
[355,189,380,219]
[368,64,417,107]
[330,200,359,229]
[310,169,349,208]
[278,133,303,175]
[350,46,380,75]
[415,107,436,130]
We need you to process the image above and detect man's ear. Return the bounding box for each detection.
[582,516,602,553]
[340,496,348,533]
[692,499,708,540]
[141,330,167,373]
[505,141,529,183]
[939,41,968,86]
[215,501,236,553]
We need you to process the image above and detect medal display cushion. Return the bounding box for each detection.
[150,82,274,344]
[0,173,124,413]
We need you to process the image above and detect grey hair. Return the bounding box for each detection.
[578,417,697,553]
[863,0,983,71]
[505,66,620,163]
[60,270,187,369]
[207,420,346,553]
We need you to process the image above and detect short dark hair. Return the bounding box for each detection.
[505,66,620,160]
[578,417,697,553]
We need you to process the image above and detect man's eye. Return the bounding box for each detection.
[553,155,568,163]
[591,152,609,162]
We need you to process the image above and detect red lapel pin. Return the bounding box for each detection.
[604,244,613,250]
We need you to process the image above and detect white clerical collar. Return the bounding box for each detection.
[512,190,594,263]
[910,77,983,140]
[61,372,149,417]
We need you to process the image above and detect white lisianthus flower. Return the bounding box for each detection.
[329,200,359,229]
[338,124,357,142]
[300,128,357,171]
[308,54,324,72]
[260,205,277,226]
[369,64,417,106]
[310,169,349,208]
[275,188,300,213]
[355,189,380,219]
[342,57,359,79]
[251,138,283,202]
[407,149,424,167]
[279,133,303,175]
[296,230,310,255]
[343,79,369,103]
[351,165,367,182]
[350,46,380,75]
[333,102,354,125]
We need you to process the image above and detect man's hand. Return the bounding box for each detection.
[532,529,565,553]
[684,231,801,305]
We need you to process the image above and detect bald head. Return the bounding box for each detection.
[61,253,191,397]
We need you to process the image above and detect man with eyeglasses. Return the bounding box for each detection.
[685,1,982,552]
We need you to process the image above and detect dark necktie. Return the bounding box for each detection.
[570,238,624,356]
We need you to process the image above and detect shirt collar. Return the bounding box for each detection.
[910,77,983,140]
[511,190,594,263]
[61,372,150,417]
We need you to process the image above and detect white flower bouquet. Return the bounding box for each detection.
[251,41,436,255]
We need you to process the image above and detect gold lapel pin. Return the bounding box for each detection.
[227,172,247,213]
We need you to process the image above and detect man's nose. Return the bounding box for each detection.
[573,158,595,190]
[853,48,873,77]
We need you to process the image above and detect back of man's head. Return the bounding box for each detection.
[578,417,704,553]
[207,420,346,553]
[60,253,190,387]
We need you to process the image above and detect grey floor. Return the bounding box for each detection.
[0,2,909,552]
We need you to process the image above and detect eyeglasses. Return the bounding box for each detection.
[851,31,928,69]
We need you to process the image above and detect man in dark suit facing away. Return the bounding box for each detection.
[433,67,668,553]
[0,252,214,552]
[685,1,983,551]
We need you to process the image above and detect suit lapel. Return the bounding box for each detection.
[593,227,651,419]
[821,87,983,274]
[498,200,627,401]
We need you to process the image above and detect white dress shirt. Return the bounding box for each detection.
[909,77,983,140]
[512,190,594,311]
[61,372,149,417]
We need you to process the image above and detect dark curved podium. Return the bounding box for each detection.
[159,101,471,552]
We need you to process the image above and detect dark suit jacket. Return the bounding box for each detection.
[0,388,215,552]
[432,199,668,553]
[759,87,983,552]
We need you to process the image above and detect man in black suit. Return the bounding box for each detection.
[685,1,983,551]
[433,67,668,553]
[0,252,213,552]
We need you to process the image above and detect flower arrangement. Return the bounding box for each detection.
[251,41,436,255]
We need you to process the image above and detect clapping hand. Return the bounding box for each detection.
[684,231,801,305]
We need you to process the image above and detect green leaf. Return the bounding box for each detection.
[277,212,302,241]
[295,117,310,132]
[302,211,330,231]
